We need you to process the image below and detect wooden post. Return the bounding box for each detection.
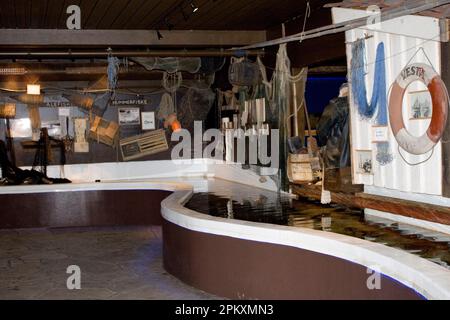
[5,119,16,166]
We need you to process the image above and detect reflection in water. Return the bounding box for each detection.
[185,181,450,270]
[226,199,234,219]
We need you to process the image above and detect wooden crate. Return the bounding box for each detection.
[290,153,313,163]
[287,154,320,183]
[88,116,119,147]
[119,130,169,161]
[288,162,314,182]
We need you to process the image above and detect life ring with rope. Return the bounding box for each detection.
[389,63,449,155]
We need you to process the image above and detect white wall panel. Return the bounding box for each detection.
[333,8,443,196]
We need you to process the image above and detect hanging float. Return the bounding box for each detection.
[389,63,449,155]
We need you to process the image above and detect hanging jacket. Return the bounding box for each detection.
[317,96,351,169]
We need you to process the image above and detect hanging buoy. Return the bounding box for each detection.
[389,63,449,155]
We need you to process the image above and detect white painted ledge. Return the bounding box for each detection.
[366,209,450,235]
[17,159,278,192]
[366,185,450,208]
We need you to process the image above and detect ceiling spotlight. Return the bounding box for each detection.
[156,30,163,40]
[190,1,199,13]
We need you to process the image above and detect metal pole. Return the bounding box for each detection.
[236,0,450,50]
[0,49,265,58]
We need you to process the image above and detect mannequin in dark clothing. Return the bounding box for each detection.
[0,140,9,176]
[317,84,351,170]
[0,135,71,185]
[0,139,28,183]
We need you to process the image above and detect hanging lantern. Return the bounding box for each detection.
[171,120,182,132]
[27,84,41,95]
[164,113,182,132]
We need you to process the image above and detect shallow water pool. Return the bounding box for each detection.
[185,180,450,270]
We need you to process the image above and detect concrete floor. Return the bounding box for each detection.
[0,226,218,300]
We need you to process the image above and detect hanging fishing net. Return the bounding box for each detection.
[177,88,215,132]
[272,44,291,190]
[107,55,120,94]
[376,142,393,165]
[257,56,272,101]
[269,44,311,190]
[228,57,261,87]
[186,73,216,90]
[157,93,175,121]
[162,71,183,93]
[132,57,201,73]
[199,57,226,73]
[217,89,239,113]
[351,40,387,122]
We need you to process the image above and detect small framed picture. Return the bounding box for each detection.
[372,126,388,142]
[141,112,156,130]
[356,150,373,175]
[408,90,432,120]
[118,107,140,126]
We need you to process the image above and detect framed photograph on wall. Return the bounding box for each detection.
[408,90,432,120]
[141,112,156,130]
[372,126,389,143]
[355,150,373,175]
[118,107,140,126]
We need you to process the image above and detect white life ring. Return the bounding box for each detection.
[389,63,449,155]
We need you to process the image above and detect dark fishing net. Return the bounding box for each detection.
[132,57,201,73]
[199,57,226,74]
[229,57,261,87]
[177,88,215,132]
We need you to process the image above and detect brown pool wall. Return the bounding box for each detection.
[0,190,171,229]
[163,219,424,300]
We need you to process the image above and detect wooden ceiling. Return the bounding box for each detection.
[0,0,332,30]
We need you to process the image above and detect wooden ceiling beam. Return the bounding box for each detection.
[0,29,266,47]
